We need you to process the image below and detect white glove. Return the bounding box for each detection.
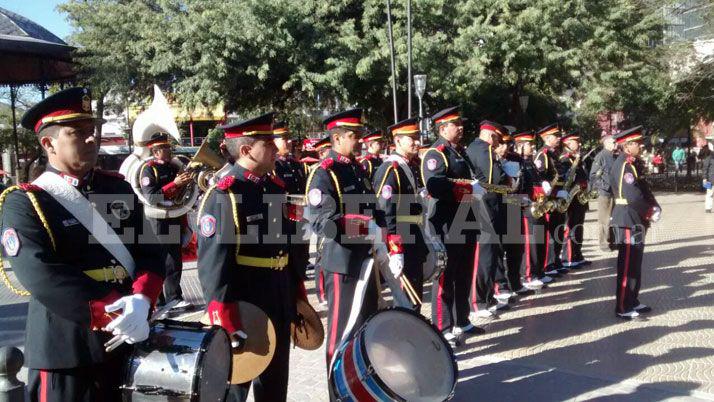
[542,181,552,196]
[556,190,568,199]
[471,180,486,199]
[105,294,151,344]
[501,161,521,178]
[651,206,661,223]
[230,330,248,349]
[388,254,404,278]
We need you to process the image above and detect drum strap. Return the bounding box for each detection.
[33,172,137,279]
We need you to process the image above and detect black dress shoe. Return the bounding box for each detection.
[461,324,486,335]
[634,304,652,313]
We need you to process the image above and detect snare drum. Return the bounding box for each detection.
[331,308,457,402]
[121,320,231,402]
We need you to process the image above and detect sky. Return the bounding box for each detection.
[0,0,72,41]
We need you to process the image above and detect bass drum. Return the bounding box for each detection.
[121,320,231,402]
[331,308,457,402]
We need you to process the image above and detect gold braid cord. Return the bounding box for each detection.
[0,186,57,297]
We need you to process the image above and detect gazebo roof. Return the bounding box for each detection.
[0,7,76,86]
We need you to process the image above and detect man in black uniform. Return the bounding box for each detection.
[139,133,192,309]
[421,106,485,344]
[534,124,569,277]
[559,132,591,269]
[273,121,310,280]
[198,112,304,402]
[512,131,552,288]
[359,129,384,180]
[589,132,617,250]
[1,87,165,402]
[372,117,427,309]
[305,109,385,378]
[466,120,511,317]
[609,126,660,319]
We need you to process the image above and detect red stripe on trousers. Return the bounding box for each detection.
[343,340,377,402]
[523,216,531,281]
[318,270,325,300]
[619,228,631,313]
[437,273,445,330]
[543,213,550,269]
[40,370,48,402]
[565,226,572,263]
[470,243,480,311]
[328,272,341,361]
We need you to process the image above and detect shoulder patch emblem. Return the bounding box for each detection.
[199,215,217,237]
[141,177,151,187]
[381,185,393,200]
[535,159,543,169]
[308,188,322,206]
[2,228,20,257]
[624,172,635,184]
[217,175,235,190]
[427,159,438,171]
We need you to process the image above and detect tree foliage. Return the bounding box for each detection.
[59,0,683,140]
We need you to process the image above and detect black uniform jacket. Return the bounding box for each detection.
[139,158,181,205]
[372,154,426,255]
[610,153,659,229]
[0,167,165,369]
[197,164,296,334]
[274,154,307,196]
[420,137,480,239]
[466,138,508,234]
[360,153,383,181]
[559,152,589,191]
[306,150,385,277]
[534,146,563,190]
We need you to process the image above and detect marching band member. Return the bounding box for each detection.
[534,124,568,277]
[513,131,553,288]
[559,132,591,269]
[359,128,384,180]
[421,106,486,345]
[2,87,165,401]
[304,109,384,391]
[609,126,660,319]
[139,133,192,310]
[372,117,427,309]
[307,135,332,307]
[197,112,302,401]
[466,121,511,317]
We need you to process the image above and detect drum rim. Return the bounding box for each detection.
[360,307,459,402]
[192,325,231,402]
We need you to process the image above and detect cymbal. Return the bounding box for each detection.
[200,301,276,384]
[291,299,324,350]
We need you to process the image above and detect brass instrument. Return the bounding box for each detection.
[447,178,516,195]
[181,140,226,193]
[552,154,582,213]
[530,194,553,219]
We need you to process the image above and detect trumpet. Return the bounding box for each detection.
[448,178,516,195]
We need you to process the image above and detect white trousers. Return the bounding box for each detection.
[705,188,713,211]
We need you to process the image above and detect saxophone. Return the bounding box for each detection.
[553,153,582,213]
[448,178,516,195]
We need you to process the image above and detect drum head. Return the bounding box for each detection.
[291,299,325,350]
[196,327,232,401]
[363,309,456,402]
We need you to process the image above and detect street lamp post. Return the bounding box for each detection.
[414,74,427,143]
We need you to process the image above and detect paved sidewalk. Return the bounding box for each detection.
[1,193,713,401]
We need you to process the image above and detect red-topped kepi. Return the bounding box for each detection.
[21,87,103,134]
[537,123,561,139]
[479,120,507,137]
[273,121,290,137]
[614,126,645,144]
[145,132,171,148]
[361,128,383,143]
[388,117,420,138]
[323,108,365,132]
[561,131,580,143]
[431,106,461,126]
[513,130,535,143]
[220,112,276,139]
[314,135,332,150]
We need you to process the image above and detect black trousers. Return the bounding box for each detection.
[470,232,498,312]
[544,211,565,271]
[561,202,587,265]
[154,217,184,304]
[613,226,646,314]
[28,353,125,402]
[324,268,379,369]
[403,248,426,311]
[227,320,291,402]
[501,239,524,292]
[430,239,477,331]
[521,214,546,281]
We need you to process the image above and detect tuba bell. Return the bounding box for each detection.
[119,85,200,219]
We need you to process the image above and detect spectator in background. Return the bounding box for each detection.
[698,137,713,213]
[652,151,664,174]
[672,145,686,173]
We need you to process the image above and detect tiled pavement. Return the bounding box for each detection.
[1,193,713,401]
